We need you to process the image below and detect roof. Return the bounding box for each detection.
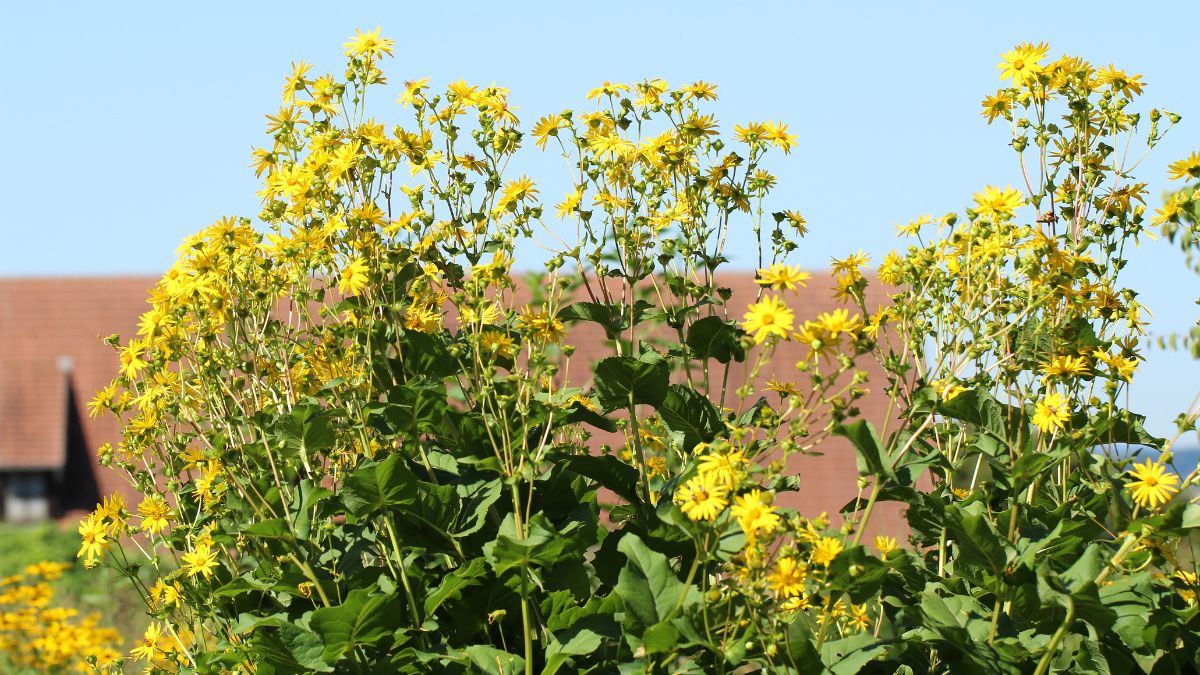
[0,277,156,484]
[0,274,904,535]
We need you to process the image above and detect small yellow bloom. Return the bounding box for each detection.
[76,513,109,568]
[874,535,898,556]
[731,490,781,539]
[182,544,219,579]
[755,263,811,292]
[811,537,844,567]
[675,472,729,521]
[338,257,370,296]
[742,295,795,344]
[1032,392,1070,434]
[343,27,395,59]
[1125,460,1180,510]
[138,495,172,535]
[767,557,807,598]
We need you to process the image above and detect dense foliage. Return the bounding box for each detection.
[77,31,1200,673]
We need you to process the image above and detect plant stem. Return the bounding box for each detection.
[1033,597,1074,675]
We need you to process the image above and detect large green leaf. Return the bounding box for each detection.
[564,454,641,505]
[657,384,724,453]
[423,559,488,617]
[834,420,894,481]
[685,315,745,364]
[341,454,460,545]
[483,513,587,580]
[593,352,669,411]
[614,533,694,630]
[276,404,335,459]
[461,644,525,674]
[543,615,620,675]
[309,588,405,664]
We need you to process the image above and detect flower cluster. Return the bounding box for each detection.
[0,562,122,672]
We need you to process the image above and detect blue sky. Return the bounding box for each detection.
[2,1,1200,438]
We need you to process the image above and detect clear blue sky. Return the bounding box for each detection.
[3,1,1200,439]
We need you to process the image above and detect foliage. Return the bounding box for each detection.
[81,31,1200,673]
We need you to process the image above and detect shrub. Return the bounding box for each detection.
[84,32,1200,673]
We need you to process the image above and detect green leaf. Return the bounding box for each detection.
[564,454,641,505]
[614,533,692,630]
[424,559,488,617]
[560,401,618,433]
[593,352,669,411]
[820,631,888,674]
[242,518,294,541]
[834,420,894,480]
[483,513,586,580]
[543,615,619,675]
[276,404,335,458]
[557,301,623,339]
[686,315,745,364]
[1012,452,1055,487]
[310,588,405,664]
[657,385,724,453]
[944,501,1009,583]
[641,620,679,654]
[461,645,525,674]
[342,455,461,551]
[273,623,333,673]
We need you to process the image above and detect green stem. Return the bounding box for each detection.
[1033,597,1074,675]
[852,482,881,546]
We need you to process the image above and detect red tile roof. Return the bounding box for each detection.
[0,274,904,535]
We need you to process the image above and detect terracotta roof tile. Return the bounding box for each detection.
[0,274,904,534]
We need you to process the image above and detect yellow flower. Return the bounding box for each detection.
[681,81,718,101]
[149,579,182,610]
[932,378,967,402]
[517,308,566,344]
[76,513,109,568]
[586,81,630,100]
[755,263,811,292]
[1095,64,1144,99]
[763,121,798,154]
[742,295,794,344]
[496,176,538,211]
[997,42,1049,86]
[479,331,517,360]
[1167,151,1200,182]
[731,490,781,539]
[697,449,746,488]
[138,495,172,535]
[182,544,219,579]
[1174,571,1198,604]
[980,90,1013,124]
[874,535,898,556]
[131,622,164,662]
[1040,355,1090,381]
[675,472,729,521]
[281,60,312,103]
[338,257,370,296]
[1032,392,1070,434]
[814,308,862,338]
[972,185,1025,220]
[531,114,566,150]
[849,604,872,631]
[343,27,395,59]
[1125,460,1180,509]
[811,537,844,567]
[767,557,807,598]
[831,250,870,278]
